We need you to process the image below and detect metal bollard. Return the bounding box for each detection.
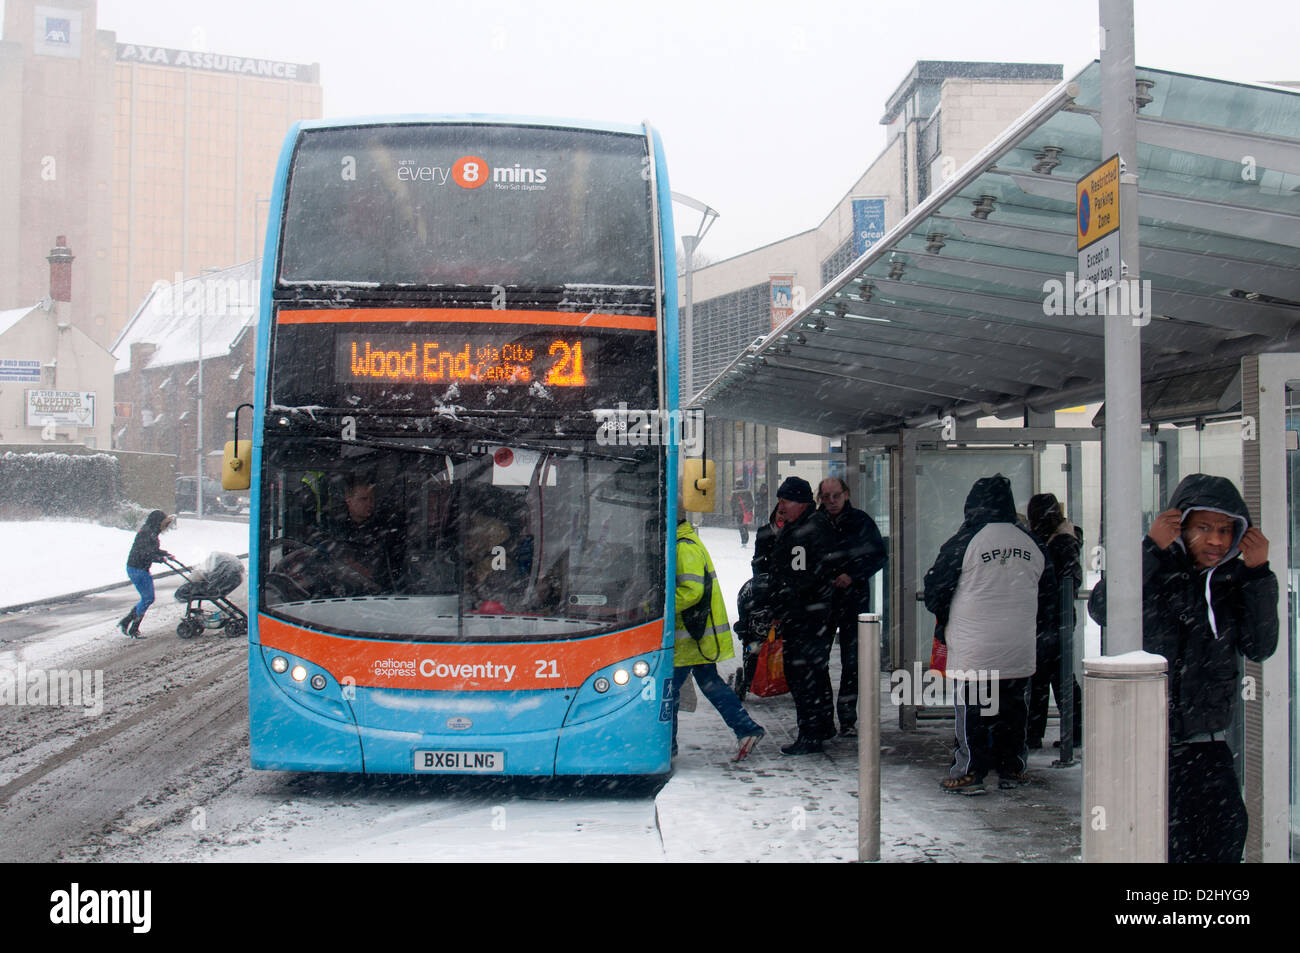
[1082,652,1167,862]
[857,613,881,862]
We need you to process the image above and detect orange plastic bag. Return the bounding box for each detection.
[750,628,789,697]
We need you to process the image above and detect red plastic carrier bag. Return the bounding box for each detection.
[929,635,947,676]
[749,628,789,697]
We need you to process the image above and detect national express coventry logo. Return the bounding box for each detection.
[397,156,548,192]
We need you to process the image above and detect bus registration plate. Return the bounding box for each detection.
[414,750,505,773]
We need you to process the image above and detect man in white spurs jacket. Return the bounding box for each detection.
[924,475,1057,795]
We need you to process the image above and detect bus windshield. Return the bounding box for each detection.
[258,435,664,641]
[279,123,655,289]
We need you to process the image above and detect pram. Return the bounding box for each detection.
[730,578,786,700]
[165,553,248,639]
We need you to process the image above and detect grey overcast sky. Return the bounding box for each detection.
[14,0,1300,259]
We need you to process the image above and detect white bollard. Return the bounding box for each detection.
[1082,652,1168,862]
[857,613,881,862]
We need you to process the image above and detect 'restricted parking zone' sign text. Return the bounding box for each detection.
[1076,155,1121,298]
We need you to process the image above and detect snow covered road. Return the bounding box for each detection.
[0,521,1082,863]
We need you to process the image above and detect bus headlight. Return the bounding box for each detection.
[593,677,610,693]
[310,674,327,691]
[291,665,308,682]
[612,668,630,686]
[632,660,650,678]
[271,656,289,674]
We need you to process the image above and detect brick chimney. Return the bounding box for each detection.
[47,236,75,302]
[130,341,157,371]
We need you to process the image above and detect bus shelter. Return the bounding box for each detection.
[695,62,1300,862]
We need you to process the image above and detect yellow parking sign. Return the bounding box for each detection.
[1076,154,1121,250]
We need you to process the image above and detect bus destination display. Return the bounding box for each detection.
[336,333,592,387]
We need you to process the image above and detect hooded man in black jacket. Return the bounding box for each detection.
[1025,492,1084,750]
[1088,473,1278,863]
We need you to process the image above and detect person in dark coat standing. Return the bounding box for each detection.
[1088,474,1278,863]
[121,510,175,637]
[1025,493,1084,749]
[753,476,838,754]
[730,481,755,548]
[817,477,886,736]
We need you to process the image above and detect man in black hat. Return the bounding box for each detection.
[754,476,839,754]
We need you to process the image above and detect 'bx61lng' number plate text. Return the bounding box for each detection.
[414,750,504,773]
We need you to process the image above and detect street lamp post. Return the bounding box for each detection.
[671,192,719,405]
[681,233,698,401]
[197,266,220,520]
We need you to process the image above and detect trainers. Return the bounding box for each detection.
[735,729,764,762]
[839,724,857,738]
[780,735,824,756]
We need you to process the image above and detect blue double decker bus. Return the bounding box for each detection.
[229,116,686,776]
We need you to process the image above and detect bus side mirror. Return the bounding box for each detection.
[223,440,252,490]
[681,459,715,513]
[223,402,255,490]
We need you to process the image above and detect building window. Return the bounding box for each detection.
[917,112,941,203]
[821,238,855,286]
[681,281,768,403]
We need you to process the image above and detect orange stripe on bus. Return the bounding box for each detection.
[276,308,656,332]
[258,615,666,692]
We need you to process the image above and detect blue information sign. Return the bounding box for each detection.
[852,198,886,258]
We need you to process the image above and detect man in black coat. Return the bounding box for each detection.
[817,478,887,736]
[1025,492,1084,749]
[1088,474,1278,863]
[754,476,839,754]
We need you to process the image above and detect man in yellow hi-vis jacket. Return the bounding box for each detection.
[674,519,765,762]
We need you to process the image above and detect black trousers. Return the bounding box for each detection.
[1026,641,1082,745]
[783,621,835,740]
[950,676,1030,780]
[1168,741,1247,863]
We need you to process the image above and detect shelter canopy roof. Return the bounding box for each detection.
[697,63,1300,436]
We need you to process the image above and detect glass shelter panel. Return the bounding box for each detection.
[913,449,1033,667]
[1285,384,1300,861]
[857,449,892,662]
